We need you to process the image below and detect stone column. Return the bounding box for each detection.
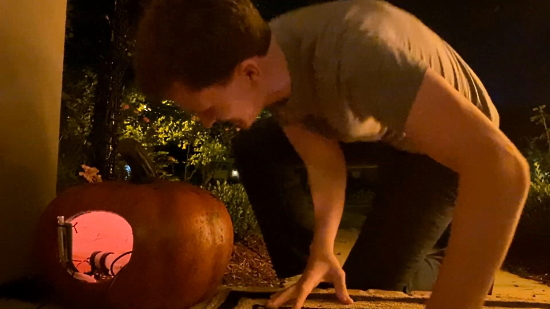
[0,0,67,284]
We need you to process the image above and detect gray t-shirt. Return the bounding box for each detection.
[267,0,499,152]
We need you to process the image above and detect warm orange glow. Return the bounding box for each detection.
[69,211,133,276]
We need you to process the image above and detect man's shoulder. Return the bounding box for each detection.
[268,0,420,50]
[268,0,402,26]
[267,1,345,34]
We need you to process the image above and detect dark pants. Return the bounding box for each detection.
[232,118,458,292]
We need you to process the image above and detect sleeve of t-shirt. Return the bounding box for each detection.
[340,30,429,135]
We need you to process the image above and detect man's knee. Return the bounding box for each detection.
[232,123,263,160]
[232,118,278,158]
[232,117,302,168]
[407,248,446,292]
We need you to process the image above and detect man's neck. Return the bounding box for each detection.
[260,35,292,109]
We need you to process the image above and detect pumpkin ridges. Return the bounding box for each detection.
[104,181,233,309]
[37,178,233,309]
[37,139,233,308]
[203,204,235,302]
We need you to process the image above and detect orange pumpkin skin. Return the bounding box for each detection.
[36,179,234,309]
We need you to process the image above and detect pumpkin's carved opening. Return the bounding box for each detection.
[65,211,134,283]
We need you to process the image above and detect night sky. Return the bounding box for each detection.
[253,0,550,148]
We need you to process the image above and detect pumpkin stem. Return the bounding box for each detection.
[118,138,157,184]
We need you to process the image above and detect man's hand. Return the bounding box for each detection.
[277,124,350,309]
[266,248,353,309]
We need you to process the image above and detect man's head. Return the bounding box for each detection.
[134,0,277,129]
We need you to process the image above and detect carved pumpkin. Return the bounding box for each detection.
[35,139,234,309]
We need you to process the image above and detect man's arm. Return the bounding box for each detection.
[404,68,530,309]
[282,124,347,250]
[265,123,353,309]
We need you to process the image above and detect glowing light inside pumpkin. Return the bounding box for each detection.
[68,211,133,282]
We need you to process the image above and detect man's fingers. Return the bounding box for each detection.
[333,270,353,304]
[266,285,295,308]
[292,285,314,309]
[291,272,321,309]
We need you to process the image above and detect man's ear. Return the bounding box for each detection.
[238,58,262,82]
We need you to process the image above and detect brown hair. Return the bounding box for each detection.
[133,0,272,99]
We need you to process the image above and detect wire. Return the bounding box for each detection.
[74,259,88,270]
[110,251,133,276]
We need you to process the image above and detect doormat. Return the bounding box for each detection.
[196,288,550,309]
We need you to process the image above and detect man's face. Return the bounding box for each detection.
[168,63,266,130]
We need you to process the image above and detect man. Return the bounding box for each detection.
[133,0,530,308]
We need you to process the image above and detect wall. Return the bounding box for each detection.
[0,0,67,284]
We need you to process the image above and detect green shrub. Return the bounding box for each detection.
[506,105,550,274]
[205,181,259,241]
[57,68,96,193]
[513,141,550,248]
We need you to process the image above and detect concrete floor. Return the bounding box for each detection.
[332,229,550,302]
[2,229,548,308]
[279,229,550,301]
